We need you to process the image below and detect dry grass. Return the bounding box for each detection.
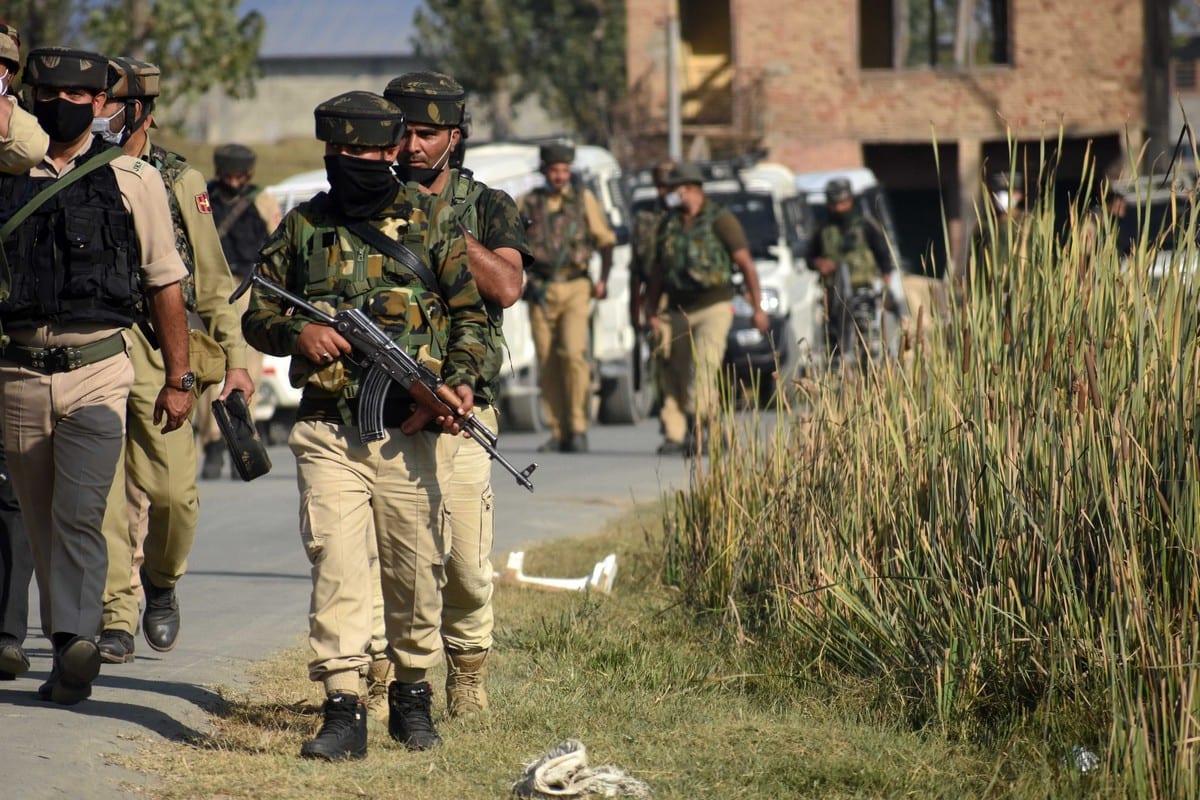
[108,504,1079,799]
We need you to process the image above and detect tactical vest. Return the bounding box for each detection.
[658,201,734,299]
[819,214,879,288]
[523,187,592,282]
[209,181,269,276]
[0,138,143,329]
[445,169,504,404]
[274,193,450,414]
[149,144,197,311]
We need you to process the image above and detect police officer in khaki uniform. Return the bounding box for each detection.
[197,143,279,479]
[0,22,42,683]
[0,47,192,705]
[385,71,531,721]
[0,24,48,174]
[243,91,488,759]
[519,143,616,453]
[94,57,254,663]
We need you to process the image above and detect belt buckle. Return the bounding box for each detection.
[42,346,74,373]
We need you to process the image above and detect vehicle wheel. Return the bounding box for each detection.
[502,391,545,433]
[598,369,650,424]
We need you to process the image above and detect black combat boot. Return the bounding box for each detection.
[40,634,101,705]
[0,633,30,679]
[98,629,136,664]
[141,566,181,652]
[201,442,224,480]
[388,681,441,750]
[300,693,367,761]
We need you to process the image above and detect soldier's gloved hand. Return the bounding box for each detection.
[218,367,255,402]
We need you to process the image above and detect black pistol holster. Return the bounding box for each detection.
[212,389,272,481]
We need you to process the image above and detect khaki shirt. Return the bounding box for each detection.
[141,137,247,370]
[526,185,617,250]
[0,97,49,175]
[12,134,187,348]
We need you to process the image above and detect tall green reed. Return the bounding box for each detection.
[663,151,1200,797]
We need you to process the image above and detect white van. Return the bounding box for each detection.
[463,142,647,430]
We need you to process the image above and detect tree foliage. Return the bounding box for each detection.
[84,0,264,106]
[414,0,626,146]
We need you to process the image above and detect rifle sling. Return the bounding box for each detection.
[345,221,444,303]
[215,187,261,239]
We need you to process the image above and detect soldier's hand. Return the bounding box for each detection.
[435,384,475,436]
[814,257,836,276]
[297,323,352,366]
[593,279,608,300]
[153,386,194,434]
[751,307,770,335]
[218,368,255,402]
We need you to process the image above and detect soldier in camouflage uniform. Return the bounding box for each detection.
[519,142,616,454]
[94,57,255,664]
[384,71,531,722]
[807,177,896,372]
[644,163,767,456]
[242,91,487,759]
[629,160,675,415]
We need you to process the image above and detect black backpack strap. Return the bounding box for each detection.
[345,220,444,303]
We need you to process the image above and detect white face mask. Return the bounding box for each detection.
[91,107,125,145]
[664,191,682,209]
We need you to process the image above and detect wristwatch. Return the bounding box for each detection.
[166,371,196,392]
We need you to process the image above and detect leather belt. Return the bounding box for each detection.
[0,332,126,374]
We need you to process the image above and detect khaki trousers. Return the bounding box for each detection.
[290,420,458,694]
[441,404,497,651]
[101,325,200,635]
[0,347,132,638]
[529,277,592,440]
[659,301,733,444]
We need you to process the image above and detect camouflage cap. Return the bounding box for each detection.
[314,91,406,147]
[824,177,853,204]
[107,56,160,99]
[540,142,575,167]
[652,160,676,187]
[987,171,1024,193]
[382,71,465,127]
[664,162,704,187]
[214,143,257,173]
[24,47,110,91]
[0,24,20,71]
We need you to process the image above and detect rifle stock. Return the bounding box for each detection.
[233,271,536,491]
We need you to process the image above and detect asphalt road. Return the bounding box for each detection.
[0,417,692,799]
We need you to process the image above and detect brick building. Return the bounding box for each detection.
[625,0,1148,274]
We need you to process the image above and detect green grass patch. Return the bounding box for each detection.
[111,504,1106,799]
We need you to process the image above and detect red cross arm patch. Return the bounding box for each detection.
[195,192,212,214]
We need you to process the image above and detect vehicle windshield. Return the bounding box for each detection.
[707,191,779,258]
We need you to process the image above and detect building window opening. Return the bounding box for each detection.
[861,0,1011,70]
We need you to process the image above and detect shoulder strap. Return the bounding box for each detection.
[216,193,255,238]
[344,220,444,302]
[0,146,122,243]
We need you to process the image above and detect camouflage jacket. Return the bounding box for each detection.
[521,186,593,282]
[435,168,532,405]
[658,200,735,300]
[148,144,198,310]
[631,205,668,285]
[242,186,486,426]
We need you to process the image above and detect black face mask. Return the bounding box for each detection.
[34,97,96,143]
[324,154,398,219]
[394,163,441,187]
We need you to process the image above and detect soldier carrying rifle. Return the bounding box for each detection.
[242,90,488,760]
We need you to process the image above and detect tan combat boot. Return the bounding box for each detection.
[445,648,489,719]
[365,658,392,729]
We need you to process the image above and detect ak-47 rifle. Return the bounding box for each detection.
[232,270,536,492]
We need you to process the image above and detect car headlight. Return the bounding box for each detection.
[760,286,782,315]
[732,287,784,316]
